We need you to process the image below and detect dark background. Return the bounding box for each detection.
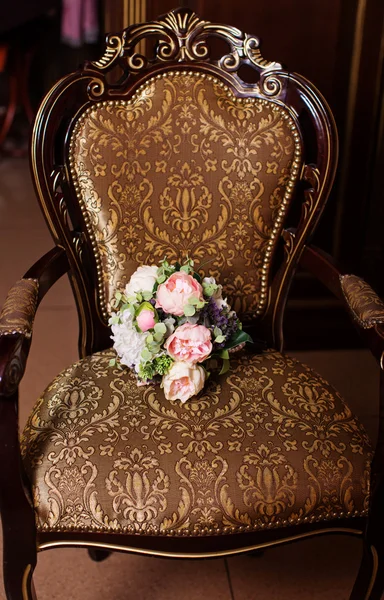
[1,0,383,349]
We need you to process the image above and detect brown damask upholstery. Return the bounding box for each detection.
[70,71,301,322]
[21,349,371,536]
[0,278,39,337]
[341,274,384,329]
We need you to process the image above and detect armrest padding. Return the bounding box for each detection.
[340,274,384,329]
[0,279,39,337]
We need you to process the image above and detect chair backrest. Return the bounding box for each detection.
[31,8,337,356]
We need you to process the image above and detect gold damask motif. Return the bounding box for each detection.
[70,71,301,322]
[0,278,39,337]
[237,442,297,520]
[106,446,169,530]
[340,274,384,329]
[21,348,372,535]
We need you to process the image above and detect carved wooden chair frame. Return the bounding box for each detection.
[1,8,384,600]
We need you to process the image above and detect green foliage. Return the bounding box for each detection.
[138,354,173,381]
[157,258,176,283]
[153,354,173,375]
[213,326,226,344]
[138,362,156,381]
[224,329,253,349]
[202,281,220,297]
[154,322,167,335]
[183,304,196,317]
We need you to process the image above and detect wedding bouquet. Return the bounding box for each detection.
[109,258,252,403]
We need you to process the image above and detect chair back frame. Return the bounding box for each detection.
[31,7,338,357]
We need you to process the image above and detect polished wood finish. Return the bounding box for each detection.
[0,247,69,599]
[37,517,366,556]
[0,8,382,599]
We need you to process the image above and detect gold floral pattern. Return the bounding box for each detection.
[21,349,372,535]
[70,72,301,322]
[0,278,39,337]
[340,274,384,328]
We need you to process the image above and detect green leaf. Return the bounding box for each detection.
[224,330,253,349]
[183,304,196,317]
[157,274,166,283]
[153,332,163,342]
[147,342,161,354]
[115,291,122,302]
[141,348,152,361]
[214,326,222,338]
[110,316,120,325]
[146,334,154,344]
[188,296,200,305]
[109,358,117,367]
[219,358,230,375]
[215,335,226,344]
[193,272,201,283]
[154,322,167,334]
[180,265,191,273]
[142,291,153,301]
[202,282,219,297]
[219,349,230,360]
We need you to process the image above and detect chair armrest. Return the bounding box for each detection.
[0,246,69,396]
[340,274,384,329]
[0,278,39,338]
[298,239,384,365]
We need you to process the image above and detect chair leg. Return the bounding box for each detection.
[350,540,384,600]
[2,551,37,600]
[0,399,38,600]
[88,548,112,562]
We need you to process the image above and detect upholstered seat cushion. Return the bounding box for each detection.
[21,349,371,536]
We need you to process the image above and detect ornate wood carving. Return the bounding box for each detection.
[90,8,283,98]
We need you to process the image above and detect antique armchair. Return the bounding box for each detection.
[1,8,384,599]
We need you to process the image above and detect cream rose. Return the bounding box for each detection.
[162,362,206,403]
[164,323,212,364]
[125,265,158,296]
[155,271,203,316]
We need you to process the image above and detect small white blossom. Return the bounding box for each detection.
[125,265,158,296]
[214,296,229,310]
[110,310,147,372]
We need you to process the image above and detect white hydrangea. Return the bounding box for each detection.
[110,310,147,373]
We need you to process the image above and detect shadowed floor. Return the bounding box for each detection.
[0,157,380,599]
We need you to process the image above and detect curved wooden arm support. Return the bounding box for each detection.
[0,247,69,583]
[0,246,70,397]
[297,238,384,366]
[298,235,384,583]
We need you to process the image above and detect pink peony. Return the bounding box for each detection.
[136,309,156,332]
[155,271,203,316]
[162,362,206,403]
[164,323,212,364]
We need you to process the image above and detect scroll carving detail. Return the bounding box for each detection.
[91,8,282,98]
